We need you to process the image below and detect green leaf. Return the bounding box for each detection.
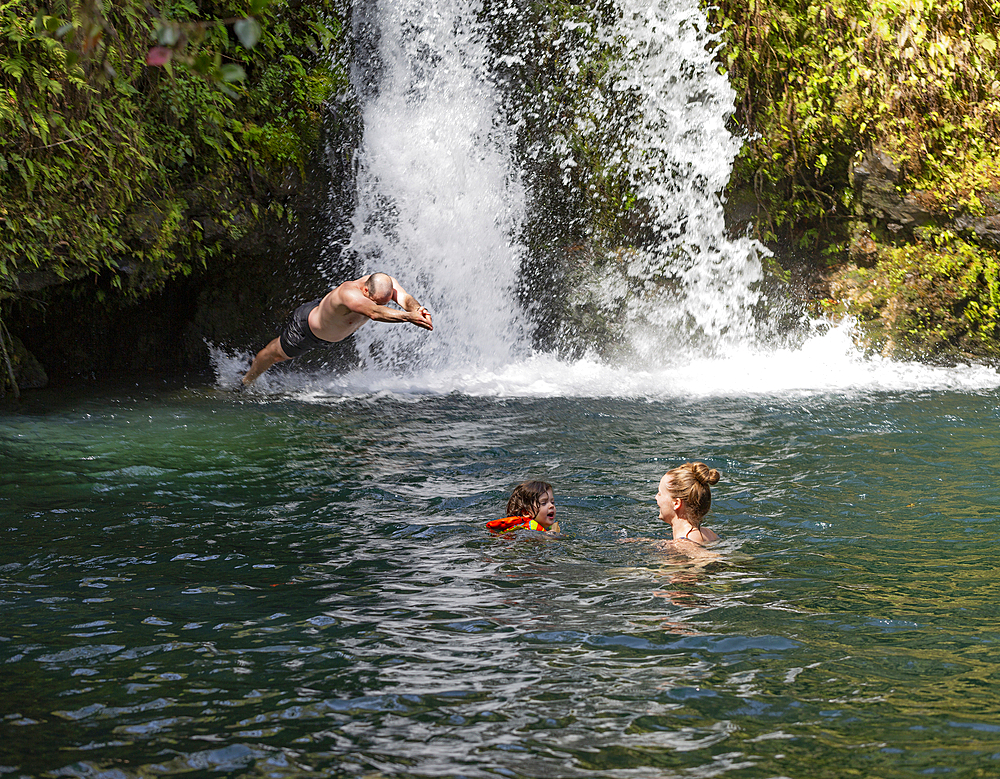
[2,58,26,79]
[191,52,215,74]
[219,63,246,83]
[234,17,261,49]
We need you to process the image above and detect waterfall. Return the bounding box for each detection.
[346,0,529,375]
[203,0,1000,398]
[210,0,998,397]
[335,0,775,390]
[344,0,767,366]
[608,0,770,358]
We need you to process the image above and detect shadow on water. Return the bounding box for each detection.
[3,378,1000,777]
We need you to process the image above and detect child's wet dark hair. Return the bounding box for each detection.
[506,480,552,517]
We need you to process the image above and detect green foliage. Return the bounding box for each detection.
[832,228,1000,359]
[711,0,1000,241]
[481,0,653,351]
[484,0,645,249]
[0,0,347,304]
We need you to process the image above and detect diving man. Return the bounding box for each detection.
[241,272,433,386]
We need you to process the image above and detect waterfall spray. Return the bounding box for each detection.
[619,0,765,356]
[346,0,529,375]
[578,0,772,360]
[339,0,773,386]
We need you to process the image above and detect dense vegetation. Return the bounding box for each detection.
[0,0,348,389]
[3,0,349,294]
[713,0,1000,234]
[710,0,1000,359]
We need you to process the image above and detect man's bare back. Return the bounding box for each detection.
[240,272,433,386]
[308,275,432,343]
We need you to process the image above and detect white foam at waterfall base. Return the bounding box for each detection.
[210,318,1000,400]
[289,320,997,399]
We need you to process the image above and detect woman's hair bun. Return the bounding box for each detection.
[692,462,721,485]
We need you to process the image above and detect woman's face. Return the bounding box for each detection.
[655,475,679,523]
[532,489,557,529]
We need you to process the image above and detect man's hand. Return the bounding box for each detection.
[410,307,433,331]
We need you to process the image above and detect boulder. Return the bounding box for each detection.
[954,213,1000,248]
[849,150,936,228]
[0,332,47,397]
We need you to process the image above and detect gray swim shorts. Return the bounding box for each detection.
[278,299,333,358]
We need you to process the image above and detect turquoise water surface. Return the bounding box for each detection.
[3,378,1000,777]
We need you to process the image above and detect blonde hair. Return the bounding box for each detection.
[506,480,552,517]
[665,462,721,523]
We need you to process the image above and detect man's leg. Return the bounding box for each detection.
[242,338,290,386]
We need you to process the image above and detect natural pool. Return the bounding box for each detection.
[4,362,1000,778]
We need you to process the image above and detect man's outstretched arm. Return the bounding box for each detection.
[343,285,433,330]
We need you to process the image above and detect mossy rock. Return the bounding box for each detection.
[826,231,1000,364]
[0,333,48,397]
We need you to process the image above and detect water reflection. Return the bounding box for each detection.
[3,386,1000,777]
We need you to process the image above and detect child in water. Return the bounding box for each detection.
[654,462,721,550]
[486,480,560,533]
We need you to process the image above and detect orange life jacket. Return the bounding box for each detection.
[486,515,547,533]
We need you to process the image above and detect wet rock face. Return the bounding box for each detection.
[849,151,935,229]
[815,149,1000,366]
[849,149,1000,250]
[849,149,899,190]
[0,333,48,397]
[954,213,1000,248]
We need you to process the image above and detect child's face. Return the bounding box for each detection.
[532,489,557,529]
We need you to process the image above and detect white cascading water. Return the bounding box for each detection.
[285,0,1000,397]
[345,0,769,376]
[607,0,770,356]
[346,0,529,377]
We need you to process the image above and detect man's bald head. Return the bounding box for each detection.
[365,273,394,304]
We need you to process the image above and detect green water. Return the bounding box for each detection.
[3,381,1000,778]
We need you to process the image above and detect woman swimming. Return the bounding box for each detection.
[655,462,720,549]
